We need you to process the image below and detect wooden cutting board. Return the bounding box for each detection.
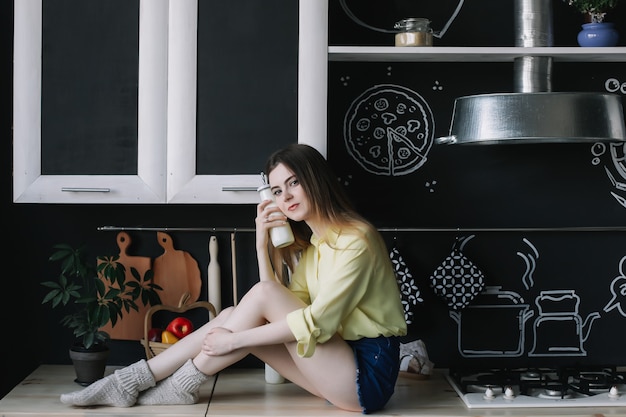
[152,232,202,306]
[99,232,152,341]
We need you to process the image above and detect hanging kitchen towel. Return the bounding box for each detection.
[429,235,485,311]
[390,247,423,324]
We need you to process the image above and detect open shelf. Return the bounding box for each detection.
[328,46,626,62]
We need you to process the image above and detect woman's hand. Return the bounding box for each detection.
[202,327,235,356]
[255,199,287,250]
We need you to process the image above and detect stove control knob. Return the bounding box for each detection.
[608,385,620,399]
[483,387,495,400]
[504,386,515,400]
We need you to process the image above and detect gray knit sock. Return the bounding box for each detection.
[60,359,155,407]
[137,359,209,405]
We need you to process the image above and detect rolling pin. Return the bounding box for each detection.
[208,235,221,317]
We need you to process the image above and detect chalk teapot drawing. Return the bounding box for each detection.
[529,290,600,356]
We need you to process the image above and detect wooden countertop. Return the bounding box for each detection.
[1,365,625,417]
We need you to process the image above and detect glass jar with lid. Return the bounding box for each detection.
[394,18,433,47]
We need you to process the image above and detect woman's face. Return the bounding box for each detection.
[268,162,310,222]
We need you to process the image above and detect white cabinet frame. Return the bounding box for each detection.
[13,0,169,203]
[165,0,327,203]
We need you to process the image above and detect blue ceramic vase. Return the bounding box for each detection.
[577,22,619,47]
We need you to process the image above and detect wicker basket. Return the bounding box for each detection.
[141,292,216,359]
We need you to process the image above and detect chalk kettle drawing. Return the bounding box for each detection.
[528,290,600,357]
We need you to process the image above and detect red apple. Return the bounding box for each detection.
[147,327,162,342]
[165,317,194,339]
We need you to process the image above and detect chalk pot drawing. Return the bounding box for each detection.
[529,290,600,357]
[603,255,626,317]
[343,84,434,176]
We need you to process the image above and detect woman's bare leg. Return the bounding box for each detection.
[145,306,234,380]
[61,281,360,411]
[191,281,361,412]
[250,336,361,412]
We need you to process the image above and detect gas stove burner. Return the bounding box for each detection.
[467,384,503,395]
[569,370,622,394]
[536,384,573,399]
[577,371,612,383]
[520,370,541,380]
[447,365,626,408]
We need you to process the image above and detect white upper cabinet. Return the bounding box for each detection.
[165,0,326,204]
[13,0,168,203]
[13,0,327,204]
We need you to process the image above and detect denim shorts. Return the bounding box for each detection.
[346,335,400,414]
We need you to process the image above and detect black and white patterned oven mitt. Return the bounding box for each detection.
[428,235,485,310]
[390,247,423,324]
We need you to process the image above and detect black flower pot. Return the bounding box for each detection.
[68,344,110,386]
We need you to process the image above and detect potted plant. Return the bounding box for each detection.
[563,0,621,46]
[564,0,621,22]
[41,243,162,385]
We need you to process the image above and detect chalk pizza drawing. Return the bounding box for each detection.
[343,84,434,176]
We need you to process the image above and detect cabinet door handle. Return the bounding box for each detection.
[61,187,111,193]
[221,187,257,192]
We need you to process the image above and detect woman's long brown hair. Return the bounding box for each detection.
[264,144,370,283]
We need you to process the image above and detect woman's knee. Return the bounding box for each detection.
[195,306,233,332]
[215,306,234,323]
[251,280,283,297]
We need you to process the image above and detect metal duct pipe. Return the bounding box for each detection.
[437,0,626,145]
[514,0,553,93]
[514,0,553,47]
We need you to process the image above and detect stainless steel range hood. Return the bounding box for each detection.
[436,0,626,145]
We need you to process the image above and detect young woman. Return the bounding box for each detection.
[60,144,407,414]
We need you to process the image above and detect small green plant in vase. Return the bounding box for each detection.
[564,0,621,22]
[42,243,162,384]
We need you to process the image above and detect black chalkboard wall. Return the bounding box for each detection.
[41,0,139,175]
[196,0,297,174]
[327,1,626,369]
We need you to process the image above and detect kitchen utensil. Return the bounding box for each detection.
[231,232,238,306]
[437,92,626,145]
[99,232,152,341]
[208,235,221,316]
[390,246,422,324]
[152,232,202,306]
[429,236,485,310]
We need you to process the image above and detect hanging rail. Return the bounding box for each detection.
[98,226,626,233]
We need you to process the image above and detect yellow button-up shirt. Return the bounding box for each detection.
[286,224,407,357]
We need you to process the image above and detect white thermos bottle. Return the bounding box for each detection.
[258,173,294,248]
